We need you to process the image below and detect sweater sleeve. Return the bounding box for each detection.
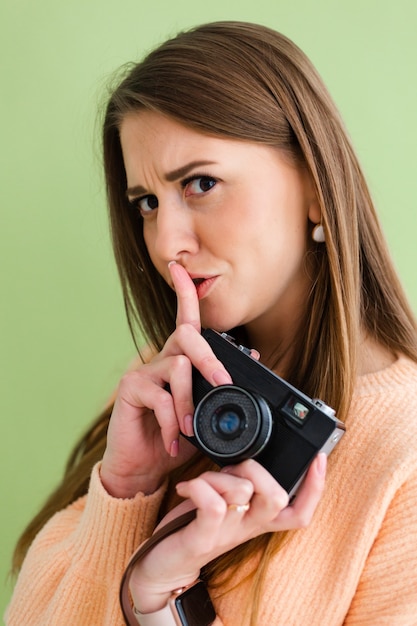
[344,470,417,625]
[5,463,168,626]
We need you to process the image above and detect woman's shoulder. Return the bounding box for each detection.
[354,353,417,400]
[348,353,417,477]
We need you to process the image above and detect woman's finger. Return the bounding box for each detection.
[169,261,201,330]
[161,323,233,388]
[142,457,326,583]
[114,358,193,454]
[268,453,327,529]
[176,471,255,511]
[220,459,290,520]
[173,476,252,554]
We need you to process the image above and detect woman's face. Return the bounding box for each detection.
[120,111,319,350]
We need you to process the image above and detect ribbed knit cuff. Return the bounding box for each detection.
[73,462,168,577]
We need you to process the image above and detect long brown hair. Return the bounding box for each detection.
[13,21,417,620]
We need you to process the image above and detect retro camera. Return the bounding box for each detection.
[188,329,345,498]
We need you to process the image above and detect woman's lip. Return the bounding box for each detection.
[193,275,219,300]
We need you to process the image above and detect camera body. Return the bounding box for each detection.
[188,329,345,498]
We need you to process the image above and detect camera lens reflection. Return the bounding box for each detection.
[213,406,245,439]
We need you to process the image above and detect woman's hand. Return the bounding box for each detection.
[100,262,232,498]
[129,453,327,613]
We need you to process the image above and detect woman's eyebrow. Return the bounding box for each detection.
[126,160,217,197]
[164,160,217,182]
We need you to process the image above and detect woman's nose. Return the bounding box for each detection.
[151,202,199,262]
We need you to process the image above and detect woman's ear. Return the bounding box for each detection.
[308,199,321,226]
[309,194,325,243]
[305,174,321,225]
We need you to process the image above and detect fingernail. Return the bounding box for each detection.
[183,414,194,437]
[316,453,327,476]
[212,369,233,386]
[170,439,179,457]
[168,260,177,268]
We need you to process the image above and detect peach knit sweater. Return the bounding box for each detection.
[5,356,417,625]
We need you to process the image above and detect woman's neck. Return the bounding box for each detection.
[357,334,396,376]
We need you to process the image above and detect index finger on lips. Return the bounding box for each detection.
[166,262,232,433]
[165,262,232,389]
[169,261,201,331]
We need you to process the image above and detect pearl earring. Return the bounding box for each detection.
[312,223,325,243]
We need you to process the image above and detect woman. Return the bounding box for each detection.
[7,21,417,625]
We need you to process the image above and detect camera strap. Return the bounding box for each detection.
[119,509,197,625]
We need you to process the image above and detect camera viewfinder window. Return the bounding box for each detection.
[282,395,310,424]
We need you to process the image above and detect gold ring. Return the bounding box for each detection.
[227,503,250,513]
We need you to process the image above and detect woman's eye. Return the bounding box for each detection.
[134,195,158,214]
[184,176,217,196]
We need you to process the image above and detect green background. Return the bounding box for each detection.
[1,0,416,617]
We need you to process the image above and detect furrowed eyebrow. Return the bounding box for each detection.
[164,160,217,182]
[126,184,147,198]
[126,160,217,198]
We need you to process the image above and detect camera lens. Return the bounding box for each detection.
[193,385,272,461]
[213,406,246,439]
